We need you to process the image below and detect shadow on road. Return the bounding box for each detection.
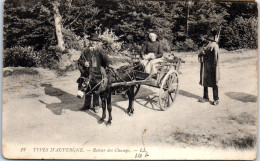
[113,103,127,113]
[135,95,161,111]
[179,90,203,100]
[39,84,103,123]
[135,89,203,110]
[134,86,161,111]
[84,110,104,124]
[111,85,161,111]
[225,92,257,103]
[39,83,209,119]
[40,83,83,113]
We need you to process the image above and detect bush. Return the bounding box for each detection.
[4,36,79,70]
[3,45,68,69]
[98,28,122,54]
[221,17,258,50]
[160,38,171,52]
[3,46,40,67]
[79,29,123,55]
[62,28,81,50]
[78,34,90,50]
[174,38,198,51]
[38,46,66,70]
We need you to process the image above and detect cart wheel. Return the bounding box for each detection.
[158,69,179,111]
[121,84,141,99]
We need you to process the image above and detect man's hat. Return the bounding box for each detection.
[206,35,216,42]
[88,33,100,41]
[206,30,218,42]
[206,37,216,42]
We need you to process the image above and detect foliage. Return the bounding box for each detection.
[4,0,56,50]
[37,46,65,70]
[3,45,68,69]
[3,46,40,67]
[160,38,172,52]
[189,2,228,35]
[98,28,122,54]
[62,28,81,50]
[59,0,100,36]
[174,38,198,52]
[95,0,175,46]
[3,0,258,68]
[221,16,258,50]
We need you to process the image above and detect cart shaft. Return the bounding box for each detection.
[110,80,151,87]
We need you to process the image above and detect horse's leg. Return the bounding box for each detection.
[126,86,135,116]
[107,90,112,126]
[98,93,106,124]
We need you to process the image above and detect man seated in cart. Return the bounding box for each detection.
[140,31,164,78]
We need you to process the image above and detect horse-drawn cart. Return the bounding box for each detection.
[109,54,185,111]
[76,53,185,124]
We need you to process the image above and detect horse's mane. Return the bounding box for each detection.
[109,64,135,83]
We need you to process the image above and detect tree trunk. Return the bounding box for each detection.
[53,1,65,51]
[186,1,190,36]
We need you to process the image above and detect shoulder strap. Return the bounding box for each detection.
[81,49,88,62]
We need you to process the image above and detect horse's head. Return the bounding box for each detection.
[77,77,90,99]
[77,65,90,99]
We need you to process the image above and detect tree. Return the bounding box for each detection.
[52,1,65,51]
[4,0,56,50]
[94,0,175,48]
[185,1,229,46]
[3,0,258,54]
[60,0,99,35]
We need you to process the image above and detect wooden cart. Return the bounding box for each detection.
[110,53,184,111]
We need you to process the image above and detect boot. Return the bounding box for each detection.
[198,97,209,103]
[93,106,99,113]
[212,100,219,106]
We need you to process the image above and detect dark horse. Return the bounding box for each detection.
[77,65,137,126]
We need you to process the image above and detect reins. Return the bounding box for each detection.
[81,63,138,96]
[84,77,106,95]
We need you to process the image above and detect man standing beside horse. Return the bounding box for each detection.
[77,33,112,113]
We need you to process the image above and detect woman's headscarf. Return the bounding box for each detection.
[149,33,157,42]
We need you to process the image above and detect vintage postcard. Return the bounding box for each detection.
[2,0,258,160]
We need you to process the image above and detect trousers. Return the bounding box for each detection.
[203,85,219,101]
[84,93,99,109]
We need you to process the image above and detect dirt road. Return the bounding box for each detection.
[2,49,257,159]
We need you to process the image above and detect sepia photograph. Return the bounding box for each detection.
[1,0,258,160]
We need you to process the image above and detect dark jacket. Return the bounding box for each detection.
[141,41,163,59]
[199,42,220,87]
[78,47,111,79]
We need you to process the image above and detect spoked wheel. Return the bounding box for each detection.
[121,84,141,99]
[158,69,179,111]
